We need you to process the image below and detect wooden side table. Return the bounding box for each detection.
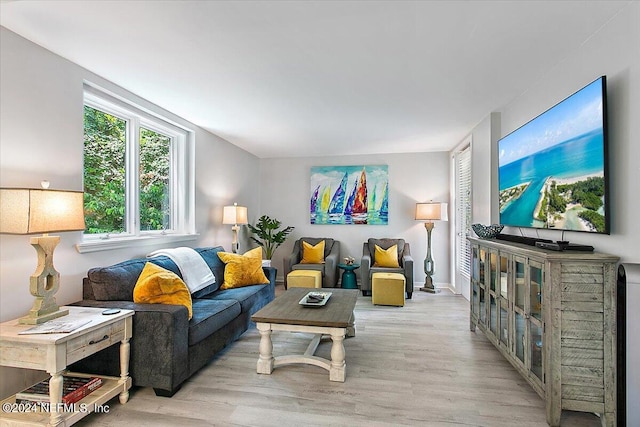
[338,263,360,289]
[0,306,133,426]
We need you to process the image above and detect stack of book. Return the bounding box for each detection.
[16,376,103,405]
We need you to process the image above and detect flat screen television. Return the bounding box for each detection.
[498,76,609,234]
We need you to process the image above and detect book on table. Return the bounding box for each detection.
[16,376,103,405]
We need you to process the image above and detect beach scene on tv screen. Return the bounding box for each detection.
[498,78,606,233]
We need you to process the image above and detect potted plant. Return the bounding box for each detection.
[248,215,295,263]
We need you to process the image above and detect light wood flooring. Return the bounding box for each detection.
[77,286,602,426]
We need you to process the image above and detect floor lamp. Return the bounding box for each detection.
[0,184,85,324]
[415,201,448,293]
[222,202,248,253]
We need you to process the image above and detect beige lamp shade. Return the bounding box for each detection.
[0,187,85,324]
[415,202,448,222]
[0,188,85,234]
[222,203,248,225]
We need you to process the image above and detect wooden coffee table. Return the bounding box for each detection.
[251,288,358,382]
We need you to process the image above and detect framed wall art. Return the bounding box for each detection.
[310,165,388,225]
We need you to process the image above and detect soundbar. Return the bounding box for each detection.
[535,242,594,252]
[495,234,553,247]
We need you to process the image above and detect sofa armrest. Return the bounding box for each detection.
[324,241,340,287]
[82,277,96,300]
[402,253,414,293]
[402,243,414,293]
[263,266,277,289]
[283,240,302,288]
[360,243,373,291]
[70,299,190,395]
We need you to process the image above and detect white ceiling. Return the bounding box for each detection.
[0,1,629,158]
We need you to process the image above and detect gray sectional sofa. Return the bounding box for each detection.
[71,246,275,397]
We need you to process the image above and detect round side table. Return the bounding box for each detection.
[338,263,360,289]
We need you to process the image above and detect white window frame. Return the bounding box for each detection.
[77,84,196,253]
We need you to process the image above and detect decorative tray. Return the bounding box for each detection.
[299,292,332,307]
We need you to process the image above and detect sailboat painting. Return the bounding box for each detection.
[310,165,389,225]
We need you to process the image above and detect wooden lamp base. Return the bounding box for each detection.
[19,235,69,325]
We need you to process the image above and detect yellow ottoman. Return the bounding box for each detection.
[371,272,405,306]
[287,270,322,289]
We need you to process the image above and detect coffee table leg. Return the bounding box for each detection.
[347,310,356,337]
[329,329,346,382]
[256,323,274,374]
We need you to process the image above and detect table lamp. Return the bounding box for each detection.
[222,202,248,253]
[0,182,85,324]
[415,201,448,293]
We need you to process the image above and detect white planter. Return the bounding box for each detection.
[261,260,272,268]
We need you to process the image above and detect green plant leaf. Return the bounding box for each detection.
[248,215,294,259]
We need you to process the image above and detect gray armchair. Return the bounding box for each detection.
[284,237,340,288]
[361,238,414,299]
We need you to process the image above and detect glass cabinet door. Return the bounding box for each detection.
[527,260,544,384]
[530,322,543,381]
[472,282,479,316]
[500,299,509,346]
[489,295,497,335]
[490,252,498,292]
[514,257,526,310]
[478,248,487,325]
[500,254,508,299]
[530,261,543,321]
[472,246,479,281]
[479,287,486,324]
[487,250,499,338]
[479,248,486,288]
[511,255,527,366]
[515,312,525,363]
[471,246,479,316]
[498,253,509,347]
[474,246,546,388]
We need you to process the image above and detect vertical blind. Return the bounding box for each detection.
[455,145,472,277]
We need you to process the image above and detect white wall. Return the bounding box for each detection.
[465,4,639,416]
[2,0,637,399]
[456,1,639,299]
[259,152,451,289]
[470,112,501,227]
[0,28,261,396]
[470,1,640,263]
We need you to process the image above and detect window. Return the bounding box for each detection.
[79,84,194,252]
[83,105,127,234]
[455,145,472,277]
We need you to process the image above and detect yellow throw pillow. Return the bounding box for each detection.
[301,240,325,264]
[133,262,192,319]
[218,247,270,290]
[373,244,400,268]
